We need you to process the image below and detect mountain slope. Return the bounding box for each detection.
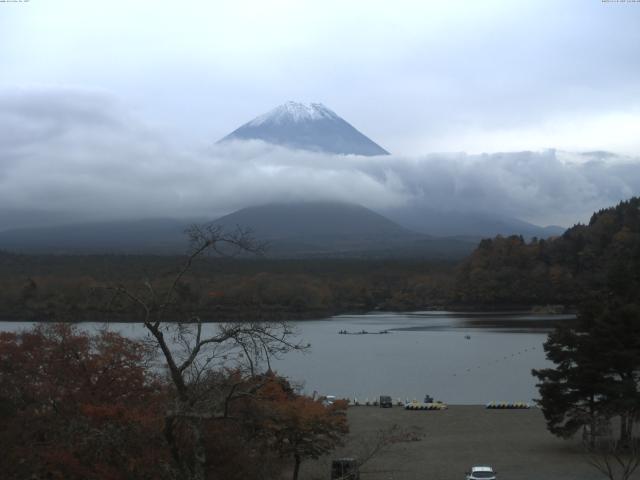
[0,203,476,259]
[211,202,474,258]
[383,206,565,239]
[218,101,390,156]
[0,218,196,254]
[213,202,406,239]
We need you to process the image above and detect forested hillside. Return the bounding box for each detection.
[454,197,640,306]
[3,198,639,321]
[0,255,455,322]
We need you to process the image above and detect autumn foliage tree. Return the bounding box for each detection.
[0,325,341,480]
[0,324,167,480]
[274,397,348,480]
[455,197,640,307]
[237,372,348,480]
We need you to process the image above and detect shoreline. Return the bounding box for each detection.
[0,304,575,324]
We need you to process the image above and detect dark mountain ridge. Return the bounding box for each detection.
[383,205,564,239]
[212,202,407,239]
[0,218,195,255]
[0,202,476,259]
[210,202,475,259]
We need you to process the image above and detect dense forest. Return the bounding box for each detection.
[454,197,640,307]
[0,254,456,322]
[2,197,639,322]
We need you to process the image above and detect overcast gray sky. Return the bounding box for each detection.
[2,0,640,154]
[1,0,639,229]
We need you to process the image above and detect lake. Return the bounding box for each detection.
[0,311,574,404]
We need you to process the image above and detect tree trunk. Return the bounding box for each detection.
[292,454,301,480]
[166,400,208,480]
[588,397,597,449]
[189,416,207,480]
[620,413,631,448]
[163,415,183,471]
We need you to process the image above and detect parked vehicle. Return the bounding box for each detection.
[331,458,360,480]
[466,466,496,480]
[379,395,393,408]
[322,395,336,406]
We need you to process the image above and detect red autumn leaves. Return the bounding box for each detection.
[0,325,347,480]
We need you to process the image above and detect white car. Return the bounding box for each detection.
[466,466,496,480]
[322,395,336,406]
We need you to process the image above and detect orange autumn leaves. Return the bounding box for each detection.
[0,324,167,480]
[237,373,349,480]
[0,326,348,480]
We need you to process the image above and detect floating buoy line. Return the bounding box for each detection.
[449,344,539,377]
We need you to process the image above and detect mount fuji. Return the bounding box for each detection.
[218,101,390,156]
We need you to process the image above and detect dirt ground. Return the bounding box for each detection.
[301,405,634,480]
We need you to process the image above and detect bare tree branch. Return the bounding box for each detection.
[585,436,640,480]
[101,223,305,480]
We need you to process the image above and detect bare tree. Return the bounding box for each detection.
[326,424,423,479]
[358,424,422,468]
[108,224,306,480]
[585,436,640,480]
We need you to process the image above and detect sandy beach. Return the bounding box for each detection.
[302,405,624,480]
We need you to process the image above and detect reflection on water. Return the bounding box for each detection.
[0,311,574,404]
[386,311,574,334]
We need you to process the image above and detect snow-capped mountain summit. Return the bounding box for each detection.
[218,101,390,156]
[248,101,338,125]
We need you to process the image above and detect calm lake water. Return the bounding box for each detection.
[0,311,574,404]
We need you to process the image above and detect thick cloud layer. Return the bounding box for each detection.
[1,88,639,230]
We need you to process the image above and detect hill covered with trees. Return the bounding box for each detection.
[454,197,640,306]
[0,254,456,322]
[2,198,639,321]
